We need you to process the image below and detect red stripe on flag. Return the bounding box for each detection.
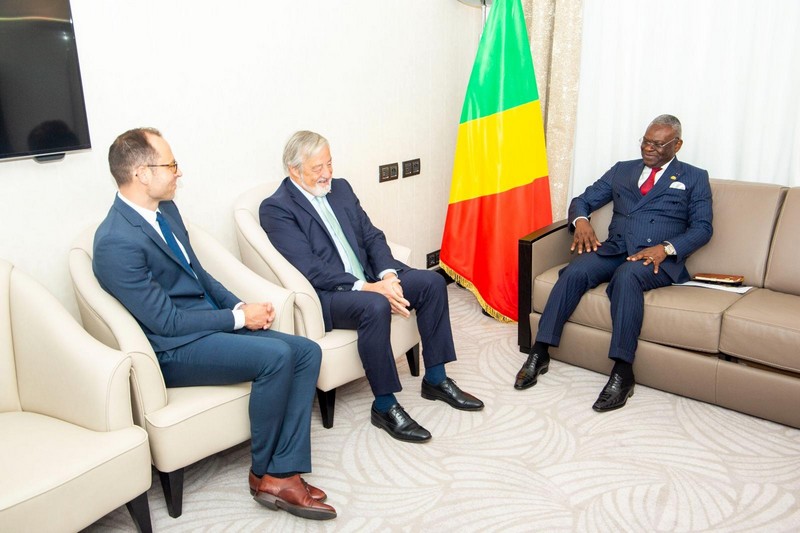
[440,177,552,321]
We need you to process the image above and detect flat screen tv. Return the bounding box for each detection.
[0,0,91,162]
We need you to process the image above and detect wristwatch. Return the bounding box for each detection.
[662,241,676,255]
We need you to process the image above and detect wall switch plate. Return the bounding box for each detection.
[379,163,399,183]
[402,158,421,177]
[426,249,441,268]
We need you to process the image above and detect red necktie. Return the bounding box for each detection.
[640,166,661,195]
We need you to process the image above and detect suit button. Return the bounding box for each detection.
[646,238,652,243]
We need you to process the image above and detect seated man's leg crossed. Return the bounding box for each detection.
[94,127,335,520]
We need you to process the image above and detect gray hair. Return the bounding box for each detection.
[108,127,162,186]
[282,130,329,174]
[648,114,682,138]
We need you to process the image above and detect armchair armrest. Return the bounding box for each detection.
[518,219,572,351]
[187,223,295,334]
[11,266,134,432]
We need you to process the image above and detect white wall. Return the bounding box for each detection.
[0,1,482,316]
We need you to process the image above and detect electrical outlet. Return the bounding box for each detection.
[402,158,421,177]
[379,163,399,183]
[426,249,441,269]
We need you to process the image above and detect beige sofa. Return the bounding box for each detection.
[519,179,800,428]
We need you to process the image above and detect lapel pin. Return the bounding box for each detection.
[670,175,677,180]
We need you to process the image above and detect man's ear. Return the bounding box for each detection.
[134,165,150,184]
[287,165,301,181]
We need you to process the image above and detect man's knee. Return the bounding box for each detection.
[361,293,392,320]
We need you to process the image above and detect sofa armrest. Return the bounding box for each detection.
[187,223,296,335]
[518,219,572,351]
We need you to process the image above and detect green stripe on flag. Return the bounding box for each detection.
[459,0,539,124]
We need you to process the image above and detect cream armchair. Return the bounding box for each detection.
[0,259,151,533]
[234,182,421,428]
[69,221,295,519]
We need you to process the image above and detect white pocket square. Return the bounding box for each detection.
[669,181,686,190]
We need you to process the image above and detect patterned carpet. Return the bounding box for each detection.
[86,284,800,532]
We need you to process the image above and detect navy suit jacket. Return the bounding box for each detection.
[568,158,713,283]
[93,196,240,352]
[259,177,407,331]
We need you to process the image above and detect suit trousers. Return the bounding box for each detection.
[329,268,457,396]
[157,328,321,476]
[535,252,672,363]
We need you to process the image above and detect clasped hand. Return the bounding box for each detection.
[241,302,276,330]
[363,275,411,318]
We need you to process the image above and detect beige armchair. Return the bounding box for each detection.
[0,259,151,533]
[69,221,295,519]
[234,182,421,428]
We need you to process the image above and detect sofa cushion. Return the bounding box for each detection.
[534,265,742,353]
[764,187,800,296]
[685,180,785,288]
[720,288,800,374]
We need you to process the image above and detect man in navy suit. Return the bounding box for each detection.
[93,128,336,521]
[260,131,483,443]
[514,115,713,411]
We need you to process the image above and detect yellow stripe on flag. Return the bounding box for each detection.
[449,100,548,205]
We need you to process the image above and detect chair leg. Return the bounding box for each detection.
[406,344,420,377]
[158,467,184,518]
[316,387,336,429]
[125,491,152,533]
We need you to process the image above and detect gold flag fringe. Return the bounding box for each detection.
[439,261,516,323]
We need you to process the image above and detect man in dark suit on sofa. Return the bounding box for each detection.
[93,127,336,521]
[259,130,483,443]
[514,114,713,411]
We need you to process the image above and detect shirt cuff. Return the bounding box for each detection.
[352,280,365,291]
[572,215,589,227]
[378,268,397,280]
[233,302,245,330]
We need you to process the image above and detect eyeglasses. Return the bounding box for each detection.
[639,137,679,150]
[147,161,179,174]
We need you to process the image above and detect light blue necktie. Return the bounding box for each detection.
[156,211,218,309]
[314,197,366,281]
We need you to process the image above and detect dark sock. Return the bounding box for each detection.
[533,341,550,356]
[266,471,298,479]
[373,393,398,413]
[423,363,446,386]
[611,359,634,381]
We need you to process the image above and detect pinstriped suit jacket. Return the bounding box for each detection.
[568,158,713,283]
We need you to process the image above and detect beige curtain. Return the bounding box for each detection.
[521,0,583,220]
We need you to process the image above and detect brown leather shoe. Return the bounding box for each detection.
[248,470,327,502]
[250,472,336,520]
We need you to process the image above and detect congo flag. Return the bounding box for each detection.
[440,0,551,322]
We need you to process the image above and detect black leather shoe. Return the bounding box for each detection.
[514,349,550,390]
[421,377,484,411]
[371,404,432,442]
[592,373,635,412]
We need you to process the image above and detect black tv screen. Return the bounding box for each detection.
[0,0,91,161]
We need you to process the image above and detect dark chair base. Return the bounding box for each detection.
[157,467,185,518]
[316,343,421,428]
[125,491,152,533]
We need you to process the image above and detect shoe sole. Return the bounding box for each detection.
[250,488,326,502]
[592,388,634,413]
[420,390,484,411]
[370,418,432,443]
[513,365,549,390]
[252,491,336,520]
